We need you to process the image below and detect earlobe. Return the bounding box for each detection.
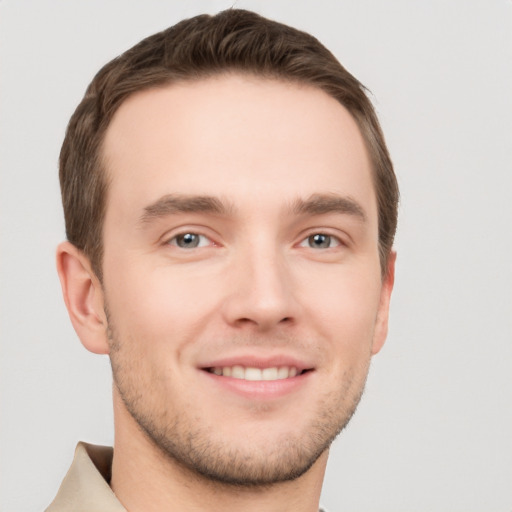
[56,241,110,355]
[371,251,396,355]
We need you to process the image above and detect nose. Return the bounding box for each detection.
[221,244,299,331]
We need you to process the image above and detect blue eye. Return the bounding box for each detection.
[301,233,341,249]
[169,233,209,249]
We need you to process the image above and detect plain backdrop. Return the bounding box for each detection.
[1,1,511,511]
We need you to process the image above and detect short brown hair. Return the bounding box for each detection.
[60,9,398,279]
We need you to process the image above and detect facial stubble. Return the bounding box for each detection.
[106,311,371,487]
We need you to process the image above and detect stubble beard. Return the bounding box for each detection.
[107,318,370,488]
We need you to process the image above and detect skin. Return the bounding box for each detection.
[57,74,395,512]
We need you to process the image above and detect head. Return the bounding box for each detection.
[57,9,398,488]
[59,9,398,281]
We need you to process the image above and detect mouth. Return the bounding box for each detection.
[200,359,315,400]
[205,365,310,381]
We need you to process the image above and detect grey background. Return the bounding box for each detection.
[1,1,511,510]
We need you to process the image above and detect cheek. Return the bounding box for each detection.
[302,264,382,354]
[103,261,221,351]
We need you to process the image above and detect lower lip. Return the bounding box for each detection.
[201,370,312,400]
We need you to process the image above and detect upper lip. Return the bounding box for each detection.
[198,353,315,372]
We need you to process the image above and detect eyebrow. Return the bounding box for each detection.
[140,194,232,224]
[139,192,366,225]
[291,193,367,222]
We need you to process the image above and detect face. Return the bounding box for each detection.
[99,74,393,485]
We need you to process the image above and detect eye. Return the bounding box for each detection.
[168,232,211,249]
[300,233,341,249]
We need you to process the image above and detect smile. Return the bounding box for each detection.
[206,366,305,381]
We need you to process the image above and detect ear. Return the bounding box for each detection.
[371,251,396,355]
[56,241,110,354]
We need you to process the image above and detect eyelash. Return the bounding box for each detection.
[166,232,213,249]
[298,233,343,250]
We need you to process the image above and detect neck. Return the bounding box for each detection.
[110,391,327,512]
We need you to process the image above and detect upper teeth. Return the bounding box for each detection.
[209,366,299,381]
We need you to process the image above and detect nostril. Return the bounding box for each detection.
[236,317,255,325]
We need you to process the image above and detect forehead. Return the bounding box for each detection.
[101,74,376,223]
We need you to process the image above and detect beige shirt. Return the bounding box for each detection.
[46,442,329,511]
[46,442,126,511]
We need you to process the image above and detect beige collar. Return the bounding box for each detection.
[46,442,126,511]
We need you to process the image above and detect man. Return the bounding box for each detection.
[48,8,398,511]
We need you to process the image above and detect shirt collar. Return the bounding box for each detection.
[46,442,126,511]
